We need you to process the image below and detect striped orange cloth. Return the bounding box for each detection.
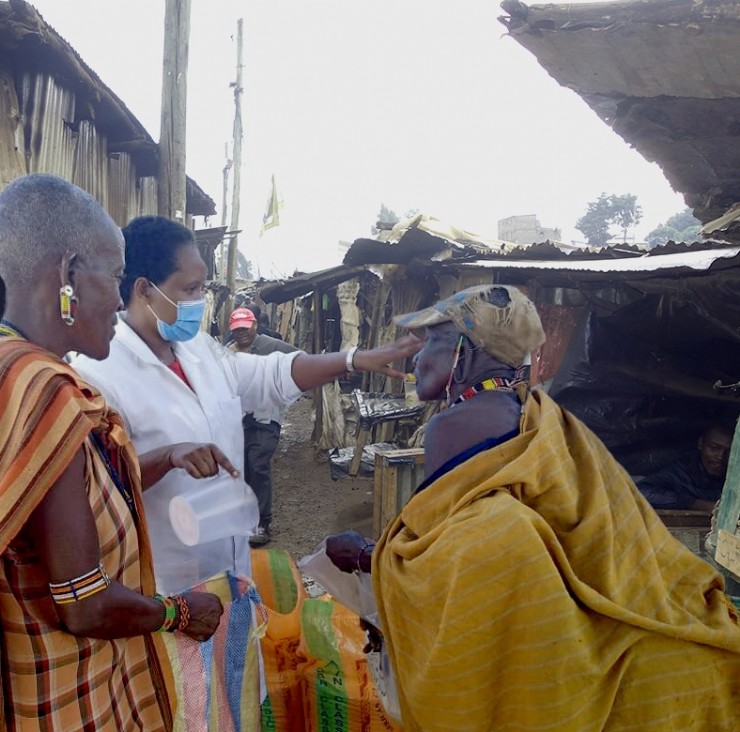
[374,389,740,731]
[0,338,173,730]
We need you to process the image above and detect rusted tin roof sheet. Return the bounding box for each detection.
[259,264,368,304]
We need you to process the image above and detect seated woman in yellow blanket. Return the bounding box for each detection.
[328,284,740,732]
[0,175,223,731]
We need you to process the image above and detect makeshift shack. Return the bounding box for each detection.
[260,215,740,488]
[497,0,740,584]
[0,0,215,223]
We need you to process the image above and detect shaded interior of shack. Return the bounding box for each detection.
[533,282,740,480]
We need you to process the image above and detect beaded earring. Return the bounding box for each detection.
[59,284,77,326]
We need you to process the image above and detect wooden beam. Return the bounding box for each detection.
[158,0,191,220]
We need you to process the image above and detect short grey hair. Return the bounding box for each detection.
[0,174,115,287]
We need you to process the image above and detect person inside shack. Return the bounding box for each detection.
[638,422,733,511]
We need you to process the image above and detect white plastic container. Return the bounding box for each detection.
[169,473,258,546]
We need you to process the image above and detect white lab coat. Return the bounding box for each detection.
[73,317,302,594]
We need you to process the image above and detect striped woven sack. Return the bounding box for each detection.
[161,572,266,732]
[251,548,308,732]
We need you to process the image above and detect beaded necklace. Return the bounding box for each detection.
[452,376,515,405]
[0,319,30,340]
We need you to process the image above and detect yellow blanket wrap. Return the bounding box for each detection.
[373,390,740,731]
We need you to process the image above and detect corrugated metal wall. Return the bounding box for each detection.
[0,70,158,226]
[0,70,27,187]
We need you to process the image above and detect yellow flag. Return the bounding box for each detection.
[259,174,283,236]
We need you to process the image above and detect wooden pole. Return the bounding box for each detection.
[225,18,244,311]
[311,289,325,443]
[158,0,191,220]
[219,143,232,282]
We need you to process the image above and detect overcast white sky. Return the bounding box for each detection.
[31,0,685,277]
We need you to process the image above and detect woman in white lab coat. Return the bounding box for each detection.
[74,216,420,595]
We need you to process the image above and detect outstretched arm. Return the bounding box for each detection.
[290,334,422,391]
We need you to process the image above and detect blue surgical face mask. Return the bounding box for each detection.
[148,282,206,342]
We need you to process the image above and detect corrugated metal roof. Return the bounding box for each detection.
[463,247,740,273]
[259,265,368,304]
[255,214,740,305]
[342,213,737,268]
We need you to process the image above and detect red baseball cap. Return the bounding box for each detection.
[229,308,257,330]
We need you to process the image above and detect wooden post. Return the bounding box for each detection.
[362,280,390,392]
[311,288,324,443]
[158,0,191,220]
[225,18,244,311]
[219,143,232,282]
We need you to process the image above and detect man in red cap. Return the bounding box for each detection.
[228,308,299,545]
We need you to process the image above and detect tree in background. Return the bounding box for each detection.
[645,208,702,248]
[371,204,419,235]
[575,193,643,246]
[611,194,642,244]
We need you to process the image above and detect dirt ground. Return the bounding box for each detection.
[268,395,375,560]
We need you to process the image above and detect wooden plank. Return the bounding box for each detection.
[372,448,425,538]
[655,509,712,528]
[348,427,371,477]
[372,451,386,539]
[379,461,398,540]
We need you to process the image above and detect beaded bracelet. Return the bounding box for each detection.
[173,594,191,632]
[49,563,110,605]
[156,594,178,632]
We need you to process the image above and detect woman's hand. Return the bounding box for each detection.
[180,591,224,642]
[167,443,239,479]
[139,442,239,488]
[353,334,423,379]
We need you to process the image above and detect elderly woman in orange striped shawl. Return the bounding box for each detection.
[328,285,740,732]
[0,175,224,731]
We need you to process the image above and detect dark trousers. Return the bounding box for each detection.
[242,415,281,528]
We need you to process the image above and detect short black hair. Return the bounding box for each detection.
[120,216,195,306]
[245,303,262,318]
[701,422,735,441]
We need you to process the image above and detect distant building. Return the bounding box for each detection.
[498,215,561,245]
